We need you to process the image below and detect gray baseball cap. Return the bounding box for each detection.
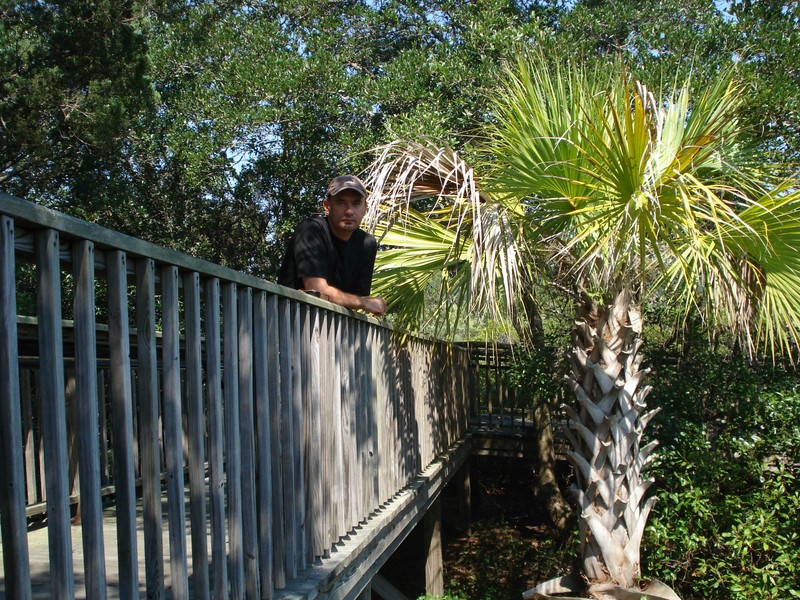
[327,175,367,199]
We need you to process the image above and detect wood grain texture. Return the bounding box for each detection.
[0,216,33,600]
[36,229,75,600]
[136,258,166,600]
[161,265,189,600]
[223,282,244,599]
[106,250,139,600]
[3,196,476,600]
[72,240,107,600]
[184,270,210,600]
[205,278,229,600]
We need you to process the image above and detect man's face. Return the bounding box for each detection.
[324,190,366,241]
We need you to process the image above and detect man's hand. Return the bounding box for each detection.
[361,296,387,317]
[302,276,387,317]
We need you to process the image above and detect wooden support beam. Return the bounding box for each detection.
[424,497,443,597]
[469,431,536,459]
[457,459,472,536]
[371,574,409,600]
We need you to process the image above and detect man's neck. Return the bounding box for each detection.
[326,215,354,242]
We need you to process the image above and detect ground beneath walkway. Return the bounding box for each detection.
[380,455,578,600]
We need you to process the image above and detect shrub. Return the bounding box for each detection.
[643,345,800,599]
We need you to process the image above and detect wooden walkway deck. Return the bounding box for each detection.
[2,492,198,599]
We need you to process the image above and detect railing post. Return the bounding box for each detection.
[185,270,210,600]
[304,305,324,560]
[205,277,229,599]
[254,291,275,597]
[107,249,139,600]
[343,318,357,529]
[238,286,260,598]
[266,294,285,590]
[331,314,346,541]
[278,297,296,579]
[36,228,75,600]
[224,281,244,599]
[72,240,108,599]
[290,302,305,573]
[162,265,190,600]
[319,310,333,558]
[136,257,166,599]
[0,216,32,600]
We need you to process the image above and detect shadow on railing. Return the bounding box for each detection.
[0,193,473,600]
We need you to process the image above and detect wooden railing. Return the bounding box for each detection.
[461,342,527,429]
[0,193,473,600]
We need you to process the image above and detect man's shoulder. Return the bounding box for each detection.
[296,214,328,231]
[295,214,331,239]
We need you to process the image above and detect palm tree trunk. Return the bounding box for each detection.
[564,289,658,596]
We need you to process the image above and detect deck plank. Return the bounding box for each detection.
[0,489,212,600]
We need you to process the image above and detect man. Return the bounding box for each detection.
[277,175,387,316]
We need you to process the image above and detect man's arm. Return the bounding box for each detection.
[302,276,387,316]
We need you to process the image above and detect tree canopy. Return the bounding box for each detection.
[2,0,798,278]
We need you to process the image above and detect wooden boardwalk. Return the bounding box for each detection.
[1,194,476,600]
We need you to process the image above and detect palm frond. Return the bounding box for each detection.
[733,182,800,358]
[363,51,800,360]
[363,140,529,338]
[660,179,800,359]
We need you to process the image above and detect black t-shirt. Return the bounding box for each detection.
[277,215,378,296]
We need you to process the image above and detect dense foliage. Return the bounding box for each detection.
[645,339,800,599]
[3,0,799,278]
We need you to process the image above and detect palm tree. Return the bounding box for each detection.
[362,55,800,599]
